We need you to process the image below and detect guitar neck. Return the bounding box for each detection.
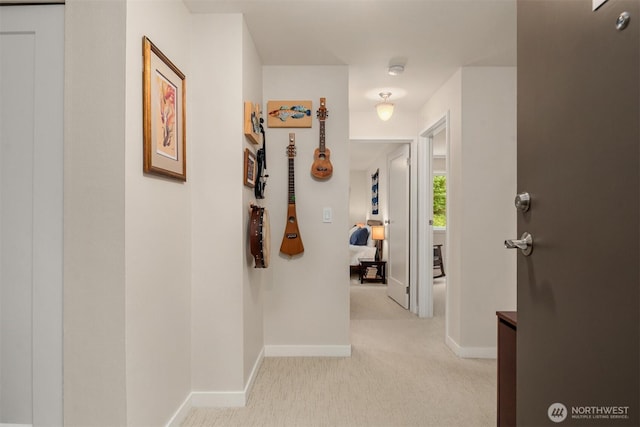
[319,121,326,153]
[288,156,295,204]
[288,132,296,204]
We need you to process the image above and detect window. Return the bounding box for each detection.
[433,174,446,228]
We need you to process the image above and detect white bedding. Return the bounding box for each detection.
[349,244,377,266]
[348,225,377,266]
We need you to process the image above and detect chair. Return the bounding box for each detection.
[433,244,445,278]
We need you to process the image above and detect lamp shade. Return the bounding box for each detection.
[371,225,385,241]
[376,92,394,121]
[376,102,394,121]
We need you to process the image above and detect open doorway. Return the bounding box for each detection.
[418,113,449,320]
[348,139,414,311]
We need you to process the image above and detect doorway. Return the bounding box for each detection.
[418,113,449,319]
[348,139,416,312]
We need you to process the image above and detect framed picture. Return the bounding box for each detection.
[143,36,187,181]
[266,100,312,128]
[244,101,262,145]
[371,169,379,214]
[244,149,257,188]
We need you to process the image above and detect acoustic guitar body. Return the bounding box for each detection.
[280,203,304,256]
[250,205,270,268]
[311,147,333,180]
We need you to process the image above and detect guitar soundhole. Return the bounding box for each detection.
[288,216,295,223]
[319,153,325,160]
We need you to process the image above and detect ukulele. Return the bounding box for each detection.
[280,133,304,256]
[310,97,333,179]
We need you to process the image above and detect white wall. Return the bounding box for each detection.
[418,67,516,356]
[64,1,127,425]
[263,66,350,355]
[190,13,245,395]
[241,18,266,387]
[349,170,368,225]
[125,1,192,425]
[459,67,517,349]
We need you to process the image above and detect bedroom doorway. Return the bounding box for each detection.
[348,139,415,312]
[418,113,449,319]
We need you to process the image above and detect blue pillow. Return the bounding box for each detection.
[349,227,369,246]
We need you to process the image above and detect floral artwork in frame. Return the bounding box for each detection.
[142,36,187,181]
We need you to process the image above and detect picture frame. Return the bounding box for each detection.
[371,169,379,214]
[244,101,263,145]
[143,36,187,181]
[266,100,312,128]
[244,149,257,188]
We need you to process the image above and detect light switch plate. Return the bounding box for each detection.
[323,207,332,223]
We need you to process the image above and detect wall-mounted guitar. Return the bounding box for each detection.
[249,204,270,268]
[310,97,333,180]
[280,133,304,256]
[254,117,268,199]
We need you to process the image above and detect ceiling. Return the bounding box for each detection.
[183,0,517,169]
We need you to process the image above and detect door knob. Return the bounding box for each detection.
[504,232,533,256]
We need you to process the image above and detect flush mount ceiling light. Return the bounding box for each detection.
[376,92,394,121]
[388,64,405,76]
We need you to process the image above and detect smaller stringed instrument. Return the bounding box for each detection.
[249,205,270,268]
[280,133,304,256]
[310,97,333,180]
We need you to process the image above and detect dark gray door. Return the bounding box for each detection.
[517,1,639,425]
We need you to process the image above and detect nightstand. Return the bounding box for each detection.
[358,258,387,284]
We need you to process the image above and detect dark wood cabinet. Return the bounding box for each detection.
[497,311,517,427]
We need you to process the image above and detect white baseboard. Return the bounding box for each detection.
[264,344,351,357]
[165,348,265,426]
[166,393,193,427]
[446,335,496,359]
[1,424,32,427]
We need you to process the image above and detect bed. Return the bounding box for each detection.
[349,220,382,275]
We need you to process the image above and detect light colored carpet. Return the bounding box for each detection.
[181,279,496,426]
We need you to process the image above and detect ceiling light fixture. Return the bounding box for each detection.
[376,92,394,121]
[388,64,405,76]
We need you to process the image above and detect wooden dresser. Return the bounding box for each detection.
[496,311,517,427]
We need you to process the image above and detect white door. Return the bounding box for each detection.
[0,5,64,425]
[386,145,410,308]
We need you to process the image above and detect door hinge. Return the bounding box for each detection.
[406,158,410,166]
[406,287,409,295]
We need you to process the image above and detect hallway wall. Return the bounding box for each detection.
[419,66,517,356]
[263,66,350,355]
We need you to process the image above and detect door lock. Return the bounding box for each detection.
[505,232,534,256]
[514,192,531,212]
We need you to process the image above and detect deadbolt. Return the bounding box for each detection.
[616,11,630,31]
[514,192,531,212]
[505,232,533,256]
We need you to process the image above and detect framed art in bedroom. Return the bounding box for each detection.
[142,36,187,181]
